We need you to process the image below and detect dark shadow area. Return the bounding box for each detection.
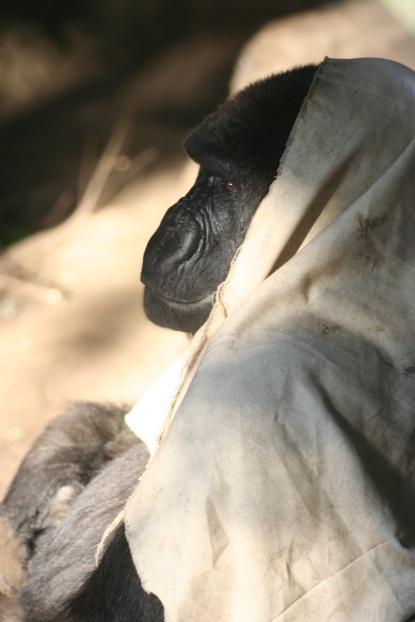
[0,0,333,245]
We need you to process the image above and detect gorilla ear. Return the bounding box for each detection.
[184,131,232,179]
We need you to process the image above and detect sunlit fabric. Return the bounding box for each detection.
[125,57,415,621]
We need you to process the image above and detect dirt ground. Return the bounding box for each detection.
[0,0,414,554]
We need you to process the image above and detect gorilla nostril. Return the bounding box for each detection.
[143,223,201,280]
[160,228,182,250]
[178,224,200,259]
[157,223,200,264]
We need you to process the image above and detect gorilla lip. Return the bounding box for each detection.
[143,287,213,332]
[142,282,213,306]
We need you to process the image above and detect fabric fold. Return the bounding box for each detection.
[124,57,415,621]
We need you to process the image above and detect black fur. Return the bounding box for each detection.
[61,524,162,622]
[0,402,160,621]
[142,65,317,332]
[23,523,163,622]
[1,402,138,557]
[20,443,156,621]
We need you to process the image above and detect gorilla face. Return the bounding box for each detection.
[141,65,318,333]
[141,165,269,333]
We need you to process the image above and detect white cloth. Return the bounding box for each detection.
[125,58,415,621]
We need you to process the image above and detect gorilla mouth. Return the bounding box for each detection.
[143,283,212,306]
[143,287,213,333]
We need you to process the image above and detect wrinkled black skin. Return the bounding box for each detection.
[142,64,318,333]
[1,66,318,622]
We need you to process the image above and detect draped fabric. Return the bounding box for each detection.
[125,58,415,621]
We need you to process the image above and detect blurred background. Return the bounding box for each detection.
[0,0,414,498]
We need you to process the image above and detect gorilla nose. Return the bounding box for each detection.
[142,223,200,276]
[161,228,183,251]
[158,225,199,261]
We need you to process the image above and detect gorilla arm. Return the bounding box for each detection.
[0,402,139,594]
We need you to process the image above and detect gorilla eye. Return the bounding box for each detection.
[224,180,236,192]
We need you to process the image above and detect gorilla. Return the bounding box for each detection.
[0,64,318,622]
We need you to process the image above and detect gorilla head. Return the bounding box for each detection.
[141,65,318,333]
